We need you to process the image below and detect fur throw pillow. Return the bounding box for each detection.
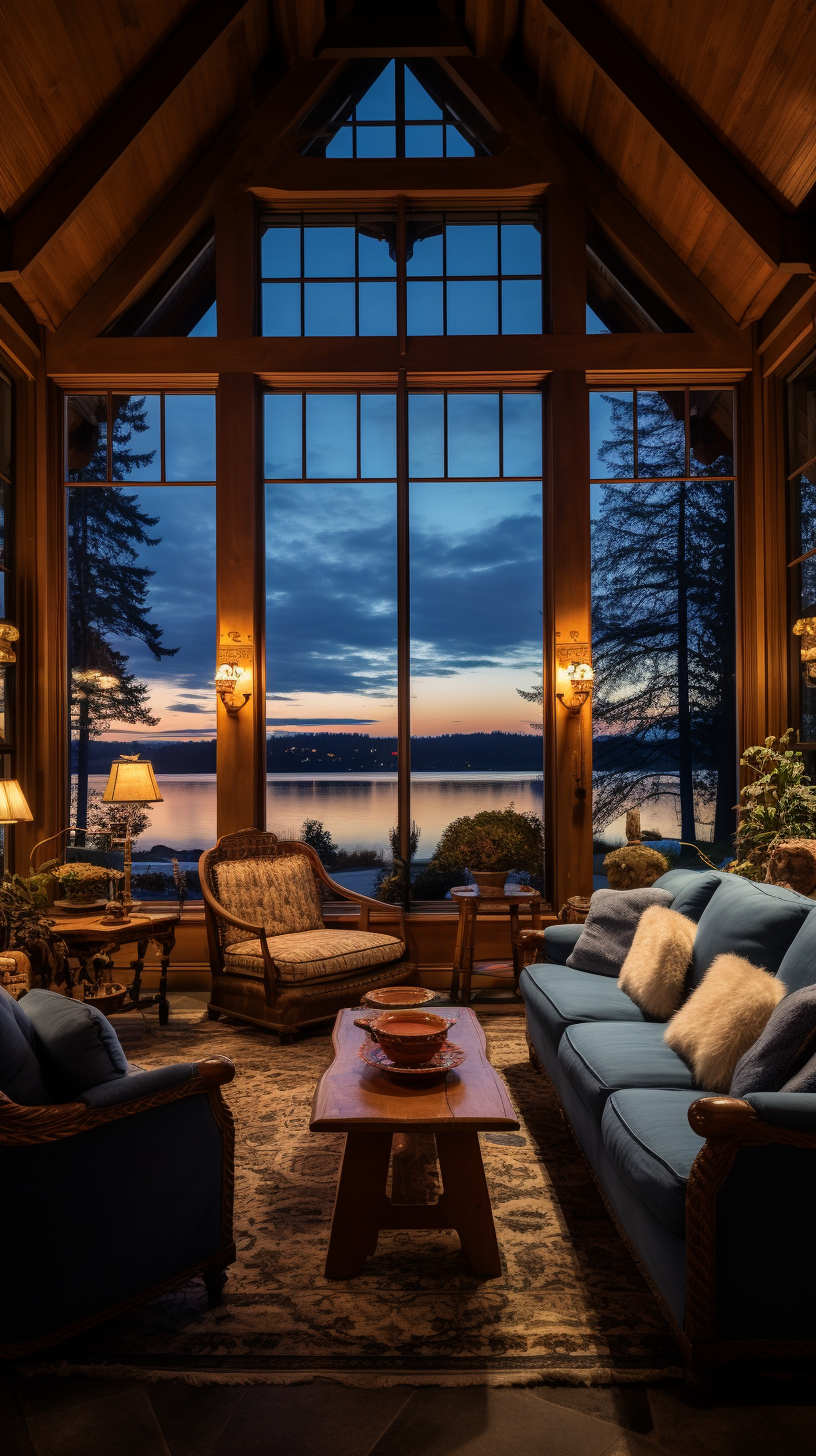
[618,905,697,1018]
[664,953,786,1093]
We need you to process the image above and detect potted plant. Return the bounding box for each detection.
[730,730,816,881]
[51,862,123,907]
[432,806,545,896]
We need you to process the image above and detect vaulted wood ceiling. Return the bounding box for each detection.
[1,0,814,335]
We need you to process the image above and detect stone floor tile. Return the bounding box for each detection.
[146,1380,245,1456]
[209,1381,413,1456]
[367,1386,623,1456]
[13,1374,143,1419]
[0,1367,36,1456]
[27,1386,171,1456]
[530,1383,654,1434]
[645,1379,816,1456]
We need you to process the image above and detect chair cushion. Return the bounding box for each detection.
[22,988,128,1095]
[212,853,324,946]
[775,907,816,993]
[226,928,406,984]
[559,1021,699,1121]
[566,887,674,978]
[520,964,647,1051]
[689,874,814,991]
[730,984,816,1096]
[543,924,583,964]
[0,987,52,1105]
[601,1089,706,1237]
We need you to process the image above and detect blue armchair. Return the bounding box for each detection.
[0,986,235,1355]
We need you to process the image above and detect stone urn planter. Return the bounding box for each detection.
[470,870,509,897]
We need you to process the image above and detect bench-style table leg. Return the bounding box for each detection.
[324,1129,393,1279]
[435,1129,503,1278]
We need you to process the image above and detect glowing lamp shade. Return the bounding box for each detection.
[567,662,594,684]
[0,779,33,824]
[102,759,163,804]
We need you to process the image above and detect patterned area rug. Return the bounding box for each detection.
[32,1012,682,1386]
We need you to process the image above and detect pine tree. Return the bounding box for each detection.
[590,392,736,842]
[68,397,178,829]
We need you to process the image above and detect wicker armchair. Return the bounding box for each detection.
[200,829,416,1039]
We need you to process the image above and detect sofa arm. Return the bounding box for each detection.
[79,1061,197,1109]
[688,1093,816,1138]
[744,1092,816,1133]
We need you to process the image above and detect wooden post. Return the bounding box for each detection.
[215,185,265,835]
[545,186,593,911]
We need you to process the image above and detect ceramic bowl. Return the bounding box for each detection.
[368,1009,456,1065]
[361,985,437,1010]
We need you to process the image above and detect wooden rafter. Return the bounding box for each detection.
[537,0,814,273]
[0,0,255,278]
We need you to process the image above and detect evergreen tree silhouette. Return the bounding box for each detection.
[68,397,178,829]
[590,391,736,842]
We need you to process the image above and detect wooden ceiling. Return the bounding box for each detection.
[1,0,814,335]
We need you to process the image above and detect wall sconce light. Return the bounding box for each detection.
[215,659,252,716]
[793,617,816,682]
[556,661,595,716]
[0,624,20,664]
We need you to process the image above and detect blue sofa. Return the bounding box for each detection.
[0,986,236,1355]
[521,869,816,1375]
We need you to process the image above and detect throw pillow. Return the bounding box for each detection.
[780,1051,816,1093]
[566,886,673,979]
[664,953,786,1093]
[0,987,52,1105]
[730,985,816,1096]
[618,905,697,1019]
[22,989,128,1096]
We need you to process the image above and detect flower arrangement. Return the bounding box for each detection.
[52,862,123,904]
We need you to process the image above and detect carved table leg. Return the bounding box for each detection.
[155,932,174,1026]
[459,901,478,1006]
[129,938,149,1005]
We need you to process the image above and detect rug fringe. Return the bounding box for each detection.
[15,1361,683,1388]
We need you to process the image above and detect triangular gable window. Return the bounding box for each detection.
[300,59,493,159]
[586,219,689,334]
[107,226,216,337]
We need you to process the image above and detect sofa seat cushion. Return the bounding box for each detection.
[0,986,52,1105]
[689,874,813,991]
[559,1022,699,1121]
[601,1089,706,1237]
[212,853,324,947]
[225,928,406,984]
[520,964,647,1051]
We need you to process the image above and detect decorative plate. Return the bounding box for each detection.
[358,1039,466,1083]
[53,899,110,916]
[361,986,439,1010]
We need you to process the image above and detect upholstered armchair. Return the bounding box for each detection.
[199,829,417,1039]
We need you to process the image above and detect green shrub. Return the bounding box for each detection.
[731,730,816,880]
[433,805,545,877]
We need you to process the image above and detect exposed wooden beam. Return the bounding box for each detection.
[758,275,816,357]
[253,152,545,198]
[538,0,814,272]
[0,0,254,277]
[0,284,40,380]
[46,333,751,380]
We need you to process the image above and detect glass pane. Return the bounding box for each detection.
[68,485,217,883]
[304,282,355,335]
[445,125,474,157]
[448,394,500,477]
[266,480,397,884]
[358,226,396,277]
[404,67,442,120]
[356,127,396,158]
[355,60,396,121]
[261,226,301,278]
[503,395,542,476]
[0,376,10,480]
[111,395,161,482]
[591,478,737,855]
[189,300,217,336]
[262,281,301,336]
[789,364,816,473]
[637,391,685,478]
[586,304,610,334]
[66,395,108,481]
[360,395,397,478]
[264,395,303,479]
[304,227,355,278]
[446,280,498,334]
[446,224,498,276]
[501,279,541,334]
[405,125,443,157]
[165,395,216,481]
[326,126,353,158]
[407,280,443,334]
[408,395,444,477]
[359,281,397,336]
[796,470,816,740]
[590,391,634,478]
[501,222,541,274]
[306,395,356,477]
[690,390,734,476]
[409,478,544,900]
[406,223,443,276]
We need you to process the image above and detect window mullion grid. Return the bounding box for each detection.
[443,391,449,479]
[497,213,502,336]
[396,61,406,159]
[301,393,307,481]
[160,393,166,482]
[355,219,360,337]
[106,391,113,482]
[356,392,361,480]
[684,386,691,479]
[300,215,305,337]
[396,369,411,910]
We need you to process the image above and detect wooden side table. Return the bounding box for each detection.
[53,911,178,1026]
[310,1008,518,1279]
[449,886,542,1005]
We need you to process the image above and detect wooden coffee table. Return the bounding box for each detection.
[310,1007,518,1279]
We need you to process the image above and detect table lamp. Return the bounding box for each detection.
[0,779,33,880]
[102,755,163,916]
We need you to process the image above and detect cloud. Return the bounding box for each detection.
[267,717,378,726]
[166,701,211,713]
